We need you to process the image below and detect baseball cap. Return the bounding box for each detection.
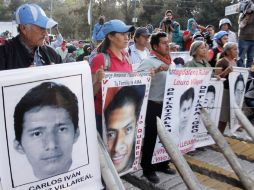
[15,4,58,29]
[102,19,135,36]
[134,27,151,37]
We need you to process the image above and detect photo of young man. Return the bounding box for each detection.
[13,82,80,180]
[179,87,195,137]
[203,85,216,118]
[234,73,245,106]
[104,85,145,173]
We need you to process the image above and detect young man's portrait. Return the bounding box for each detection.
[13,82,80,180]
[103,85,145,173]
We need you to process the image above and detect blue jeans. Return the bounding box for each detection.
[237,40,254,67]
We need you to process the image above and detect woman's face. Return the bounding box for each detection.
[235,80,245,106]
[220,35,229,45]
[228,44,238,59]
[109,32,129,49]
[106,103,136,172]
[196,43,207,58]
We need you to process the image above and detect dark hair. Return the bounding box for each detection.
[205,25,215,30]
[150,32,167,51]
[234,73,245,92]
[180,87,195,108]
[14,82,79,143]
[207,85,216,94]
[97,31,117,53]
[104,85,145,126]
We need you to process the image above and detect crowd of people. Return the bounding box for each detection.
[0,0,254,185]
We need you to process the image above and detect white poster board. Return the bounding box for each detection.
[152,68,212,164]
[229,67,249,133]
[102,72,151,176]
[0,63,103,190]
[194,79,224,148]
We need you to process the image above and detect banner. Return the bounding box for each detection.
[194,79,224,148]
[102,72,151,176]
[152,68,212,164]
[0,63,103,190]
[229,67,249,133]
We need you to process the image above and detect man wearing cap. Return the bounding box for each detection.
[128,27,151,68]
[0,3,62,70]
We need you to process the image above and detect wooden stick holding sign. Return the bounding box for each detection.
[201,108,254,190]
[97,133,125,190]
[156,117,202,190]
[234,102,254,142]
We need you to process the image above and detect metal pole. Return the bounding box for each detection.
[89,0,93,42]
[200,108,254,190]
[156,117,202,190]
[234,102,254,142]
[49,0,53,34]
[133,0,137,26]
[97,133,125,190]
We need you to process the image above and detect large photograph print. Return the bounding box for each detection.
[102,72,151,176]
[152,68,212,164]
[0,63,102,190]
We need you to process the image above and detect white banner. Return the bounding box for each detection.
[229,67,249,133]
[102,72,151,176]
[194,79,224,148]
[152,68,212,164]
[0,63,103,190]
[170,52,192,66]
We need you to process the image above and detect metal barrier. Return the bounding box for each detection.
[156,117,202,190]
[234,102,254,142]
[97,133,125,190]
[201,108,254,190]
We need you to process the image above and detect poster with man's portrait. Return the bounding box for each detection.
[152,68,212,164]
[0,63,103,190]
[194,79,224,148]
[228,67,249,133]
[102,72,151,176]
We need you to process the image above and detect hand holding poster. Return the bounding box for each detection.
[229,67,249,133]
[102,72,151,176]
[152,68,212,164]
[0,63,103,190]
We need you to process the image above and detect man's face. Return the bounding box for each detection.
[235,80,245,106]
[135,34,150,48]
[206,27,215,37]
[20,25,48,49]
[106,104,136,172]
[154,37,169,56]
[179,99,193,133]
[203,91,215,116]
[221,23,229,31]
[166,13,173,20]
[14,106,79,179]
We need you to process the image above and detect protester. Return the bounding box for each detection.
[219,18,238,43]
[92,15,106,45]
[185,41,211,67]
[91,19,135,135]
[76,41,84,57]
[137,32,176,184]
[183,18,205,51]
[159,10,175,42]
[169,42,180,52]
[205,25,216,48]
[56,41,68,62]
[172,21,184,51]
[0,3,62,70]
[76,45,92,61]
[66,45,77,63]
[208,31,229,67]
[237,0,254,68]
[44,26,63,49]
[104,85,145,173]
[215,42,238,133]
[128,27,151,66]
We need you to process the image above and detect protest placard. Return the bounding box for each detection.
[195,79,224,148]
[102,72,151,176]
[229,67,249,133]
[0,63,103,190]
[152,68,212,164]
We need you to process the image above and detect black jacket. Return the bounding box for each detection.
[0,35,62,70]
